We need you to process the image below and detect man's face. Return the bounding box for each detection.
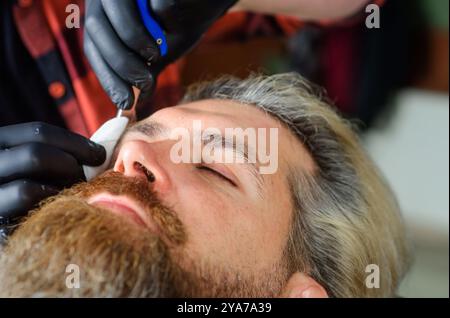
[0,99,316,297]
[111,100,315,277]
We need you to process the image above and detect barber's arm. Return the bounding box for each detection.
[0,122,106,243]
[233,0,371,20]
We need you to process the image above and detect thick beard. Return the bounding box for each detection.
[0,172,289,298]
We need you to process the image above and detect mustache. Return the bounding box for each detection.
[62,171,187,246]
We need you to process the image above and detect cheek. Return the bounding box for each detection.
[261,181,294,259]
[170,176,291,272]
[172,178,240,257]
[258,196,292,259]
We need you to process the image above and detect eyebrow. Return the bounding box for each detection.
[202,132,265,197]
[126,121,170,139]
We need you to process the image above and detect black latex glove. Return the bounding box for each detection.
[84,0,237,110]
[0,122,106,243]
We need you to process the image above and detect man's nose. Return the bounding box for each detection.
[113,140,172,193]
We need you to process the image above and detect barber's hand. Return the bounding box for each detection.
[0,122,106,243]
[84,0,237,110]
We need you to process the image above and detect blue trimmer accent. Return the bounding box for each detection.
[136,0,168,57]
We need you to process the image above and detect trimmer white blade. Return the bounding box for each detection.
[83,117,129,181]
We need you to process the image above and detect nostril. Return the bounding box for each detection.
[134,162,156,183]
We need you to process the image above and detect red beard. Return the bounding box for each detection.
[0,171,286,298]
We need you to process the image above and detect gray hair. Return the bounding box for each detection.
[183,73,411,297]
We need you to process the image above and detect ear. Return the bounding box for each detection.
[280,272,328,298]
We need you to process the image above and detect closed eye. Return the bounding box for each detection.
[197,166,237,187]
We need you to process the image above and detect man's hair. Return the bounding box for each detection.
[182,72,411,297]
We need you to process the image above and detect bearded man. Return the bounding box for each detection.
[0,73,410,298]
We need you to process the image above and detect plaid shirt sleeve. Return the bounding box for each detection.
[13,0,115,137]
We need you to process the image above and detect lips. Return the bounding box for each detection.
[87,194,161,235]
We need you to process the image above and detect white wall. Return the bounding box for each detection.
[364,90,449,240]
[364,89,449,297]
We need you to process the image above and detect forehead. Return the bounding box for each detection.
[147,99,316,174]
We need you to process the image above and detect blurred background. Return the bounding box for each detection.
[180,0,449,297]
